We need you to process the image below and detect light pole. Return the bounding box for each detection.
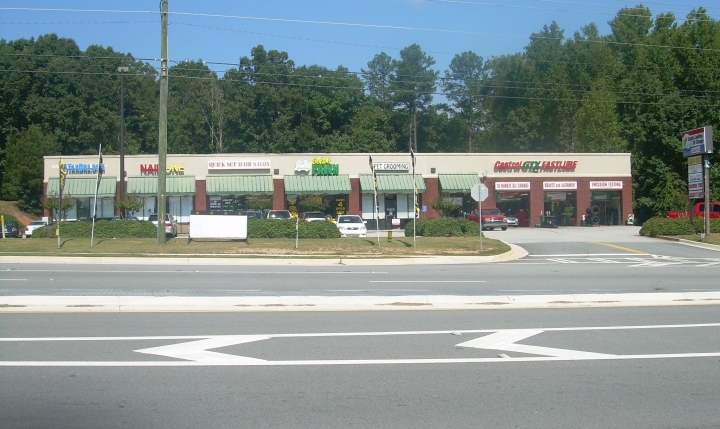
[118,66,129,218]
[479,171,487,252]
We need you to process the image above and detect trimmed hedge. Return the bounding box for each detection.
[639,217,720,237]
[33,220,158,238]
[404,218,482,237]
[248,219,341,239]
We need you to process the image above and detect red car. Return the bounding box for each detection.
[465,208,508,231]
[667,202,720,219]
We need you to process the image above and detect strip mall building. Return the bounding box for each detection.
[43,153,632,230]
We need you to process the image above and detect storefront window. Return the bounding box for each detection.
[496,192,531,227]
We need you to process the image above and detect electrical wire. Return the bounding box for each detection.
[2,68,717,107]
[1,6,718,52]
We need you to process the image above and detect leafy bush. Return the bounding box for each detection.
[33,220,158,238]
[639,217,720,237]
[248,219,341,239]
[405,218,482,237]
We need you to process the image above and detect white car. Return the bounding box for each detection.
[148,214,178,237]
[24,220,48,237]
[335,215,367,237]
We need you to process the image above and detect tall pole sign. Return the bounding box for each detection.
[682,126,713,238]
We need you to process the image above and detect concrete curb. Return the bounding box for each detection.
[656,236,720,252]
[0,243,528,266]
[2,291,719,313]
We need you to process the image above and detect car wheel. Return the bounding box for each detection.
[501,227,507,231]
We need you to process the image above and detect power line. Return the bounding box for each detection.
[3,52,718,97]
[0,20,157,25]
[170,21,455,56]
[2,68,718,107]
[427,0,719,20]
[2,6,718,52]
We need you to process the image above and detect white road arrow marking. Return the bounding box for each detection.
[134,335,269,364]
[455,329,615,358]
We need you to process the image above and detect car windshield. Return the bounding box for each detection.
[338,216,363,224]
[269,211,290,219]
[148,215,158,222]
[30,221,46,226]
[304,213,324,218]
[481,209,502,215]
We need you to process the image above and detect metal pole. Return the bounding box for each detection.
[118,66,128,218]
[704,153,711,238]
[411,150,416,249]
[479,193,483,253]
[157,0,168,244]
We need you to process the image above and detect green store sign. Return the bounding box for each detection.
[312,164,339,176]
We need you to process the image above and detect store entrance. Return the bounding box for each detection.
[543,191,577,226]
[384,194,397,228]
[495,192,531,227]
[587,192,622,225]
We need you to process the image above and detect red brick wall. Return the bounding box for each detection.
[195,180,207,211]
[349,178,361,215]
[273,178,286,210]
[423,177,440,218]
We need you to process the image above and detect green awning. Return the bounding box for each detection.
[439,174,480,192]
[46,177,116,198]
[284,174,351,195]
[359,174,426,193]
[126,176,196,196]
[206,175,274,195]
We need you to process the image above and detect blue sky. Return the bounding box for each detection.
[1,0,718,78]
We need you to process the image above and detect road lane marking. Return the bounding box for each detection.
[590,243,647,254]
[135,335,269,364]
[2,269,387,274]
[528,253,640,257]
[4,353,720,366]
[2,323,719,366]
[0,279,27,281]
[456,329,614,358]
[369,281,487,283]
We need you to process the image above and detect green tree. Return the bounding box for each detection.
[2,126,59,213]
[391,44,439,152]
[443,51,488,152]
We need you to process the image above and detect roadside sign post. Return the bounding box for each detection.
[471,182,489,252]
[682,126,713,239]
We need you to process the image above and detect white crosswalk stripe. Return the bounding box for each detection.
[530,254,720,267]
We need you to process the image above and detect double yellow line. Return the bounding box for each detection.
[590,242,647,254]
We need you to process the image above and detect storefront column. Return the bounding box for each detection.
[273,178,286,210]
[577,179,592,226]
[196,180,207,211]
[622,178,633,225]
[349,178,361,216]
[530,185,544,228]
[424,177,440,218]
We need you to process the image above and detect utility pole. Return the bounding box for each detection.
[118,66,128,218]
[157,0,168,244]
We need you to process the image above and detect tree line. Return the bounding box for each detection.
[1,5,718,222]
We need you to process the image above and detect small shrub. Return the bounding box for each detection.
[248,219,340,239]
[639,217,720,237]
[33,220,157,238]
[405,218,481,237]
